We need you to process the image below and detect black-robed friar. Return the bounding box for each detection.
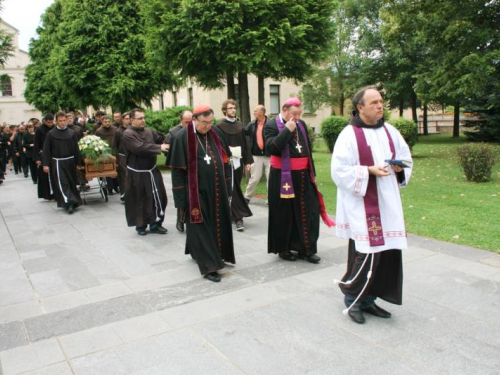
[122,125,168,235]
[34,123,55,200]
[42,126,82,213]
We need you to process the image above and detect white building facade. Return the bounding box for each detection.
[0,20,41,125]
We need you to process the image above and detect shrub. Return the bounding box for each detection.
[320,115,349,152]
[457,143,498,182]
[145,106,193,135]
[306,125,317,152]
[390,117,418,150]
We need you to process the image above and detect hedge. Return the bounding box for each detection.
[145,106,193,134]
[390,117,418,150]
[320,115,349,152]
[457,143,498,182]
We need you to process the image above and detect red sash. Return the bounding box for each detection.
[270,155,309,170]
[352,125,395,246]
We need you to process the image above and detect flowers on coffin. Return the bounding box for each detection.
[78,135,113,165]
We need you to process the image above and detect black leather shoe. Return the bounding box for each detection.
[204,272,221,282]
[279,251,297,261]
[67,205,75,214]
[362,304,391,319]
[298,254,321,264]
[348,303,365,324]
[136,228,147,236]
[150,225,168,234]
[176,220,185,232]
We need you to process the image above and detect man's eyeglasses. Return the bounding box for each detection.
[133,116,146,121]
[198,120,213,126]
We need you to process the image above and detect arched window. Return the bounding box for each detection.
[0,75,13,96]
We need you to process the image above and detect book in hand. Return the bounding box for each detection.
[385,159,412,168]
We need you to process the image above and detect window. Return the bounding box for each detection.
[172,91,178,107]
[270,85,280,115]
[188,88,193,107]
[0,75,12,97]
[159,95,164,110]
[302,85,314,114]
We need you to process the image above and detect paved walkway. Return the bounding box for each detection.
[0,170,499,375]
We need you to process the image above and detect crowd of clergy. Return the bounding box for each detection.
[0,86,413,325]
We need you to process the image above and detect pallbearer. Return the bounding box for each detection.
[331,86,413,324]
[42,112,82,214]
[34,114,55,200]
[167,104,235,283]
[265,98,334,264]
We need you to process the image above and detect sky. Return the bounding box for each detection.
[1,0,55,51]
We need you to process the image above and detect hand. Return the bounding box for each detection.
[43,166,49,173]
[23,148,26,152]
[368,165,390,177]
[15,152,19,157]
[245,164,251,172]
[160,143,169,152]
[36,160,42,166]
[391,165,403,173]
[285,119,296,132]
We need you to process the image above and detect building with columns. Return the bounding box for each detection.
[0,20,41,125]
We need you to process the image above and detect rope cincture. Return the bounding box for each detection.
[52,155,75,203]
[126,165,164,221]
[334,252,375,315]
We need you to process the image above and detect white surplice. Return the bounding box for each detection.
[331,123,412,254]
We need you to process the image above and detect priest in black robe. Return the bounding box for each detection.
[123,108,169,236]
[167,104,235,283]
[111,112,130,201]
[265,98,334,264]
[34,114,55,200]
[215,99,252,231]
[42,112,82,213]
[164,110,192,232]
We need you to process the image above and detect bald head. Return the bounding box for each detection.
[253,105,266,121]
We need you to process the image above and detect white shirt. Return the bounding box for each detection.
[331,123,413,253]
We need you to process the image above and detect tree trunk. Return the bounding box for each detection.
[399,99,404,117]
[258,75,265,105]
[410,91,418,123]
[339,92,345,116]
[453,102,460,138]
[238,72,251,125]
[423,103,429,136]
[227,71,235,99]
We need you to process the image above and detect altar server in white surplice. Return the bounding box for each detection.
[331,86,413,325]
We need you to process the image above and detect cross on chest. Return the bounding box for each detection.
[295,143,302,153]
[203,154,211,164]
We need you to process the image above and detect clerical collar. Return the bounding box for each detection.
[56,126,67,130]
[225,117,236,123]
[350,111,385,129]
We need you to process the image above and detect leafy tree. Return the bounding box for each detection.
[142,0,336,124]
[54,0,176,112]
[25,0,80,113]
[0,1,13,67]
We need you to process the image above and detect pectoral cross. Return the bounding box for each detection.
[368,221,382,236]
[283,183,291,191]
[204,154,211,165]
[295,143,302,153]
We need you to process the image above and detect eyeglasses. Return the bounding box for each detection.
[133,116,146,120]
[197,120,213,126]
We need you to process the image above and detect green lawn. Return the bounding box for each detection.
[239,135,500,252]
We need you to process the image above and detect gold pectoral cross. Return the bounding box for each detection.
[368,221,382,236]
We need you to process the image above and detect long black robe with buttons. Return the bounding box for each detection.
[264,118,320,257]
[42,127,82,208]
[122,126,167,228]
[167,126,235,275]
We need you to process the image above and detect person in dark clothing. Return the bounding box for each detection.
[42,112,82,213]
[23,123,37,183]
[111,112,130,201]
[13,125,27,177]
[34,114,55,200]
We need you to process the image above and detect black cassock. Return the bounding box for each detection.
[123,126,167,228]
[264,118,320,256]
[111,125,127,197]
[34,124,55,200]
[42,127,82,208]
[215,119,253,221]
[167,126,235,275]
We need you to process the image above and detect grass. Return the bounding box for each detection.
[238,135,500,252]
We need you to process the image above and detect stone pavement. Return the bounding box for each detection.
[0,170,500,375]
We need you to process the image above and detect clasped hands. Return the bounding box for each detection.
[368,164,403,177]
